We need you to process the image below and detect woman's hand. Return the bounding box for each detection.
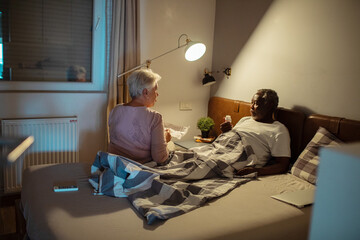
[164,129,172,143]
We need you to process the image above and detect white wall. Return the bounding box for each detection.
[139,0,216,140]
[211,0,360,120]
[0,93,107,164]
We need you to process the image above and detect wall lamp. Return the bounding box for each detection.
[117,34,206,78]
[202,67,231,86]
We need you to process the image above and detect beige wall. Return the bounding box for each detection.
[139,0,216,140]
[211,0,360,120]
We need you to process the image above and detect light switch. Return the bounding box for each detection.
[179,101,192,111]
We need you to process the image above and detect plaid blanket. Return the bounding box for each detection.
[89,131,257,224]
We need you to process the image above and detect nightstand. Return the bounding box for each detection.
[174,140,208,150]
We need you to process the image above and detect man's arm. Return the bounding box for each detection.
[236,157,290,176]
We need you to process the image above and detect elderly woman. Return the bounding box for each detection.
[108,69,171,164]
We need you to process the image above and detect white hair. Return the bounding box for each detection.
[127,69,161,98]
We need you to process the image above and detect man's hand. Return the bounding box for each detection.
[235,167,257,176]
[236,157,290,176]
[220,121,233,133]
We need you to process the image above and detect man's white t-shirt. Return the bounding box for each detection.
[233,116,291,167]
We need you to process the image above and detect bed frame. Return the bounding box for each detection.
[16,96,360,240]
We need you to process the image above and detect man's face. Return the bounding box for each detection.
[250,93,272,122]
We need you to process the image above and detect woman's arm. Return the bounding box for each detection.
[150,115,169,164]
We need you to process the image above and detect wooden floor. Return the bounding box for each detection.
[0,193,21,240]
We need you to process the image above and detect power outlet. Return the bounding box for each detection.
[179,101,192,111]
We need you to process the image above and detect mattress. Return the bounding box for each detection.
[21,163,315,240]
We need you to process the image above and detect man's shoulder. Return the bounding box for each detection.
[273,120,287,129]
[239,116,252,123]
[273,121,290,136]
[234,116,252,127]
[241,116,252,120]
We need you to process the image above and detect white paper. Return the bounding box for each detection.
[164,123,190,140]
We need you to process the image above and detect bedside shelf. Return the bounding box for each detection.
[174,140,208,150]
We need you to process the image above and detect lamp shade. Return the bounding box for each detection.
[185,42,206,61]
[202,73,216,86]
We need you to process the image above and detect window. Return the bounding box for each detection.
[0,0,106,91]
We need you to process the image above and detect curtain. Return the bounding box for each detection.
[106,0,139,144]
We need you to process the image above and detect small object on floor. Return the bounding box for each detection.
[53,181,78,192]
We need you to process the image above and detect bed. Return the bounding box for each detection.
[19,96,360,240]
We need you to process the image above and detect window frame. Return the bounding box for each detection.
[0,0,106,92]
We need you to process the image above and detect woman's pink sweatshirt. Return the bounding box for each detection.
[108,105,169,164]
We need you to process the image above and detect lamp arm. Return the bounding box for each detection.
[117,34,190,78]
[117,63,148,78]
[147,42,187,63]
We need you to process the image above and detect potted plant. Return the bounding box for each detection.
[197,117,215,138]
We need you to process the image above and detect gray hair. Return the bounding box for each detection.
[127,69,161,98]
[257,89,279,112]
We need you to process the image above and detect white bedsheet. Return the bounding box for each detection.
[21,163,315,240]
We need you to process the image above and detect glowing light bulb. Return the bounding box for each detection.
[185,42,206,61]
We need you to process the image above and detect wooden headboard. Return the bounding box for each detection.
[301,114,360,149]
[208,97,360,163]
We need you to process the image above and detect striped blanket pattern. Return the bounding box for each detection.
[89,131,257,224]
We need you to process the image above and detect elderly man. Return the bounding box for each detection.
[220,89,291,176]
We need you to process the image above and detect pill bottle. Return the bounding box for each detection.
[225,115,232,123]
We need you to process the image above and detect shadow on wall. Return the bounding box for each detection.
[292,105,316,117]
[211,0,274,96]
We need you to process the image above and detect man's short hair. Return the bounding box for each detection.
[127,69,161,98]
[257,89,279,112]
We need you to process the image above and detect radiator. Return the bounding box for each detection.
[1,117,79,193]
